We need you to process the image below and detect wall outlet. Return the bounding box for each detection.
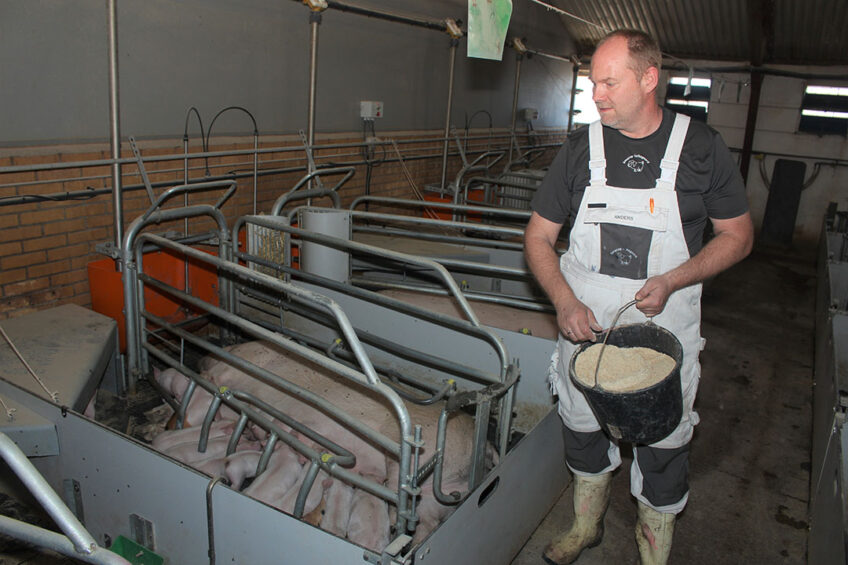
[360,101,384,119]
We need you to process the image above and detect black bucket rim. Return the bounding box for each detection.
[568,322,683,396]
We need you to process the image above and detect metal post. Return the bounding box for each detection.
[508,52,524,165]
[307,11,322,183]
[107,0,123,256]
[440,39,459,191]
[567,63,579,132]
[252,131,259,215]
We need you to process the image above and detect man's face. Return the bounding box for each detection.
[589,36,653,135]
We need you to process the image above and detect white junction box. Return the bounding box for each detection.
[360,100,384,119]
[522,107,539,121]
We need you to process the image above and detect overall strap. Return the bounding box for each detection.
[588,120,607,188]
[656,113,691,192]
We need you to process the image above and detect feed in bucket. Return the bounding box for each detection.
[574,344,676,392]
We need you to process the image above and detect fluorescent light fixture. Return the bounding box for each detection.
[670,77,711,87]
[806,85,848,96]
[668,99,709,109]
[802,109,848,119]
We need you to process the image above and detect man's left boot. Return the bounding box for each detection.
[635,501,675,565]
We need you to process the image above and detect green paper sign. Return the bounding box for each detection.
[468,0,513,61]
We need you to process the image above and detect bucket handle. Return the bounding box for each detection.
[593,299,639,388]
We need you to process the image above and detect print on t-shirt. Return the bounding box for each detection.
[622,154,650,173]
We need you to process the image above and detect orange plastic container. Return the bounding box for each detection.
[87,249,219,352]
[466,188,486,222]
[423,195,453,221]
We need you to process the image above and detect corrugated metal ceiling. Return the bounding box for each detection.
[552,0,848,67]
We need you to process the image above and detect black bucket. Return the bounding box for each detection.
[568,323,683,445]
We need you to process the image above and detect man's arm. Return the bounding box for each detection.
[635,211,754,316]
[524,212,602,341]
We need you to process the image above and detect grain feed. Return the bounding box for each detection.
[574,344,675,392]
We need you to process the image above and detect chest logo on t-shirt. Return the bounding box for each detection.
[610,247,638,265]
[622,154,650,173]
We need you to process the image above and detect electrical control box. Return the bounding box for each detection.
[522,107,539,121]
[360,101,384,120]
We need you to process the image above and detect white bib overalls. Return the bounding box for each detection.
[548,115,704,512]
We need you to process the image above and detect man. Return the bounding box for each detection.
[524,29,753,564]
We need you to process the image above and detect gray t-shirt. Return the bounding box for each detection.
[531,108,749,256]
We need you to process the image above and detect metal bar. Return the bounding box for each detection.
[324,0,450,32]
[350,279,554,313]
[144,346,400,504]
[349,196,532,220]
[107,0,123,254]
[0,515,129,565]
[350,210,526,238]
[307,12,321,181]
[122,204,230,388]
[0,433,116,561]
[440,40,459,191]
[568,64,579,132]
[235,277,499,384]
[293,461,321,518]
[0,133,563,175]
[509,53,523,165]
[352,225,525,251]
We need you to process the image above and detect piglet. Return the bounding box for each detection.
[347,487,390,552]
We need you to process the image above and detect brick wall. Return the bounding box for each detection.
[0,129,564,321]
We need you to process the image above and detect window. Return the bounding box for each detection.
[665,77,711,122]
[799,85,848,136]
[572,74,600,126]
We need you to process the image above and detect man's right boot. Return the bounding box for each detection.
[542,472,612,565]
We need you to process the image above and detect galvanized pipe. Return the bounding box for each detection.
[508,53,523,165]
[122,203,230,387]
[352,279,554,313]
[238,277,500,384]
[0,433,116,561]
[107,0,123,254]
[307,12,321,176]
[352,226,525,252]
[144,345,399,503]
[0,515,129,565]
[349,210,526,239]
[568,63,579,132]
[440,40,459,191]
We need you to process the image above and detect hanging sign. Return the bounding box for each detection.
[467,0,513,60]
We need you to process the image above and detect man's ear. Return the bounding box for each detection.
[641,66,659,92]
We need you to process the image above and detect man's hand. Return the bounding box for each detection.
[635,275,673,317]
[634,212,754,316]
[557,297,603,342]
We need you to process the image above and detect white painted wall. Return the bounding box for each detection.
[681,64,848,249]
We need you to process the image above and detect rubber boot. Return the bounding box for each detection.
[635,501,675,565]
[543,473,612,565]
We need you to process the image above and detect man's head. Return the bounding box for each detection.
[589,29,663,137]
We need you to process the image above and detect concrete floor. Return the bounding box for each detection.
[511,246,814,565]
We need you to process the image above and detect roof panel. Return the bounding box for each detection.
[549,0,848,66]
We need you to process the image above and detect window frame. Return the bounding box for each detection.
[798,84,848,137]
[664,76,711,122]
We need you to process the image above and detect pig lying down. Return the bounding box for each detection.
[150,340,494,552]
